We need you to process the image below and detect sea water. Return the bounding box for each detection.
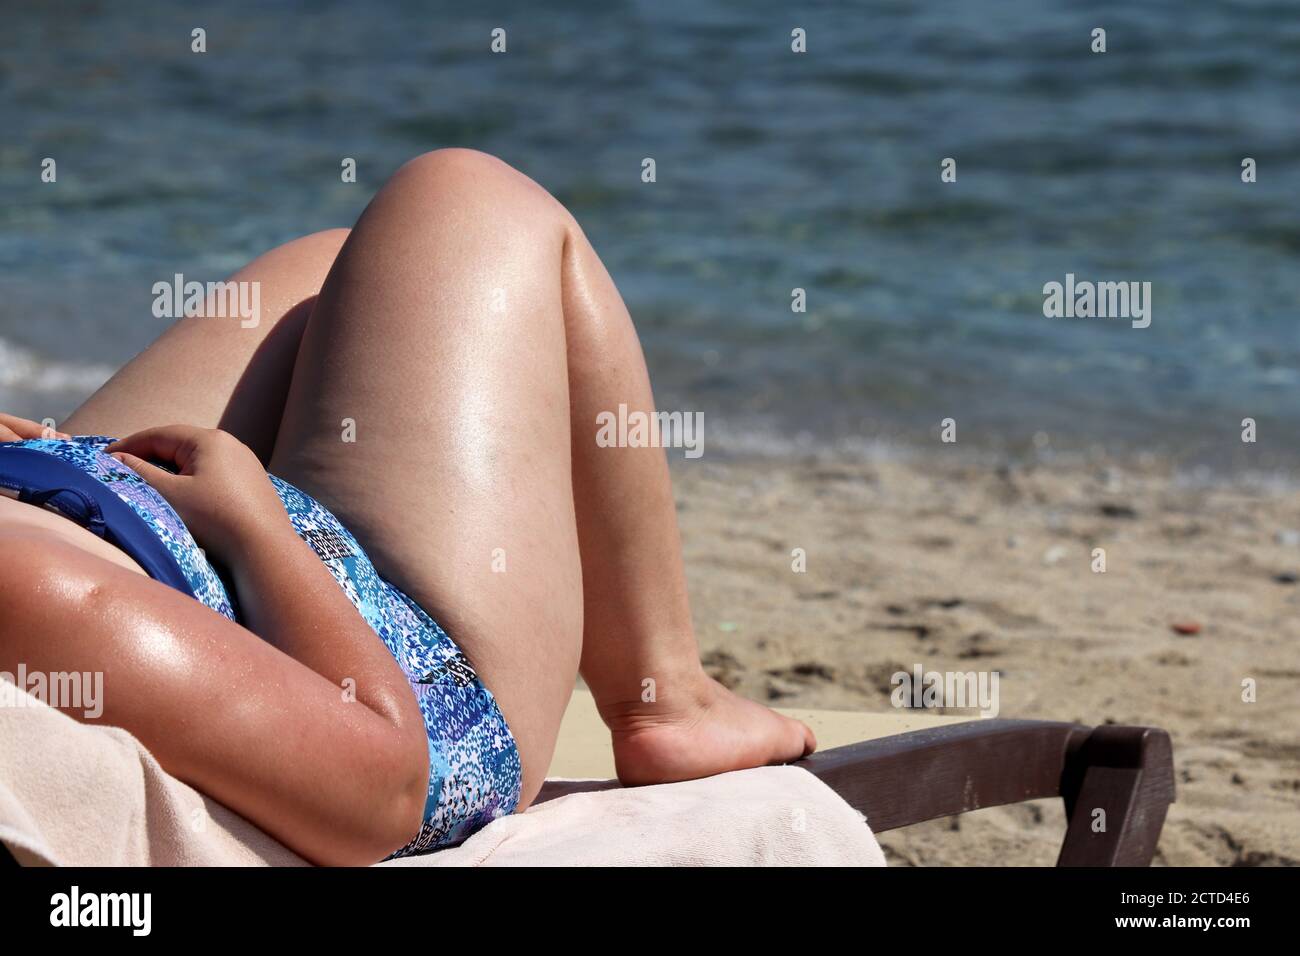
[1,0,1296,473]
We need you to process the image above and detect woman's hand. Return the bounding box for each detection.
[107,425,290,564]
[0,413,70,442]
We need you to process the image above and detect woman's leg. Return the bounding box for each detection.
[559,214,817,784]
[267,149,812,806]
[61,229,350,462]
[268,150,585,807]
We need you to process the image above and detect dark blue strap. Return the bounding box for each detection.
[18,485,106,537]
[0,445,196,599]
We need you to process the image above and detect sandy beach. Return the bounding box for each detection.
[671,448,1300,866]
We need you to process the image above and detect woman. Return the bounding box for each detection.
[0,149,815,865]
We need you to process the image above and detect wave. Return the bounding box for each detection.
[0,337,114,394]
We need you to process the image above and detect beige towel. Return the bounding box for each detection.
[0,683,884,867]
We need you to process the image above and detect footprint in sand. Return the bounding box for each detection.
[764,661,837,700]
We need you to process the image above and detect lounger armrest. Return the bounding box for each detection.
[794,718,1175,866]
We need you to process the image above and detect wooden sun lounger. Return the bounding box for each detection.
[552,690,1176,867]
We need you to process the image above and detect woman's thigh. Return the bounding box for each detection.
[62,229,350,462]
[267,149,584,806]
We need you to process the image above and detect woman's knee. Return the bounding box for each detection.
[290,227,351,257]
[243,228,351,285]
[227,228,351,331]
[392,148,543,199]
[378,148,575,241]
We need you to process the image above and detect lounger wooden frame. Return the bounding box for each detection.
[795,718,1176,866]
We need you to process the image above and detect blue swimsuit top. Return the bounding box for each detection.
[0,439,200,596]
[0,436,238,614]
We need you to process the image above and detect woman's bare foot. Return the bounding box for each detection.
[602,672,817,786]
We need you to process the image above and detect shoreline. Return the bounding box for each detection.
[693,421,1300,494]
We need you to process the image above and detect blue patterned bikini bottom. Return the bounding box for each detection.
[0,435,522,856]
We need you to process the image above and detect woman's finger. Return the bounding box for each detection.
[0,413,69,440]
[110,451,181,494]
[107,425,205,470]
